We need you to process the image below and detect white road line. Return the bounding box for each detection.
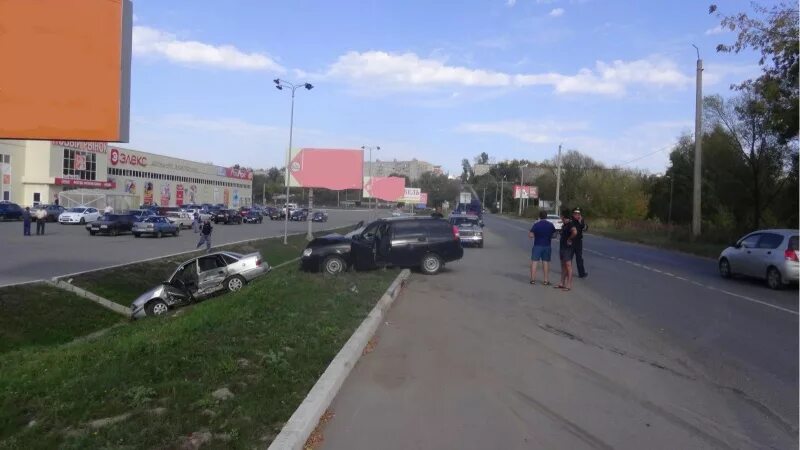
[490,215,799,317]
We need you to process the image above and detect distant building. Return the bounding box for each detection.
[432,165,443,175]
[364,158,435,181]
[473,164,492,176]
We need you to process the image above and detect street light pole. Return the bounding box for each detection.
[500,175,506,214]
[554,144,563,214]
[274,78,314,245]
[362,145,379,220]
[692,44,703,237]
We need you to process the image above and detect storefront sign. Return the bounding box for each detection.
[52,141,108,154]
[110,148,148,167]
[176,184,184,206]
[225,167,253,180]
[54,178,115,189]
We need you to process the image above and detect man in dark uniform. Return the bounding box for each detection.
[571,207,588,278]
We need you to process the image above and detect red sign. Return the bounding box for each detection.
[110,148,148,167]
[419,193,428,206]
[176,184,184,206]
[54,178,115,189]
[225,167,253,180]
[74,153,86,171]
[514,185,538,199]
[52,141,108,154]
[288,148,363,190]
[364,176,405,202]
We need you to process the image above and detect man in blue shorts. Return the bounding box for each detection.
[528,210,556,285]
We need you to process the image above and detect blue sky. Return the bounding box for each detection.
[125,0,764,174]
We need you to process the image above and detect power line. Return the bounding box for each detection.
[615,143,675,168]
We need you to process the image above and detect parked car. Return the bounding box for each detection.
[301,217,463,275]
[243,210,263,224]
[311,211,328,222]
[166,211,195,229]
[718,229,799,289]
[290,209,308,221]
[269,208,286,220]
[238,207,252,218]
[58,206,101,224]
[31,204,65,222]
[127,209,156,222]
[130,251,271,318]
[213,209,243,224]
[0,202,24,221]
[86,214,135,236]
[546,214,562,237]
[133,216,180,238]
[185,208,212,222]
[449,215,484,248]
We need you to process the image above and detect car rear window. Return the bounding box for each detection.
[220,254,239,265]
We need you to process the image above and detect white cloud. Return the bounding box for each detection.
[507,0,517,6]
[549,8,565,17]
[319,51,692,96]
[132,26,285,72]
[704,25,725,35]
[704,62,761,86]
[456,120,588,144]
[537,0,559,3]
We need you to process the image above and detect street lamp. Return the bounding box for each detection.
[274,78,314,244]
[500,175,507,214]
[665,174,674,225]
[361,145,380,219]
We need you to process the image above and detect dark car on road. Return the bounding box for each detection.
[86,214,136,236]
[0,202,24,221]
[31,204,66,222]
[301,217,463,275]
[449,214,484,248]
[269,207,286,220]
[213,209,243,224]
[243,210,263,224]
[290,208,309,221]
[311,211,328,222]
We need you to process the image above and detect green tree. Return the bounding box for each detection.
[461,159,473,183]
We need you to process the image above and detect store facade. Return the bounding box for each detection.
[0,140,252,208]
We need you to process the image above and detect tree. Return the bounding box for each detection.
[710,2,799,142]
[475,152,489,165]
[418,172,460,208]
[461,159,473,182]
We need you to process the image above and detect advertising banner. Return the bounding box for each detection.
[73,153,86,171]
[513,185,539,199]
[144,181,154,205]
[160,183,171,206]
[418,192,428,206]
[288,148,364,190]
[223,188,230,206]
[188,185,197,204]
[401,187,421,203]
[176,184,184,206]
[124,179,136,195]
[225,167,253,180]
[363,176,405,202]
[54,178,115,189]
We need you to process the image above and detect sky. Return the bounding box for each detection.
[123,0,765,175]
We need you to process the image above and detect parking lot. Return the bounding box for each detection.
[0,209,378,286]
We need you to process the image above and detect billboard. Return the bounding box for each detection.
[514,185,539,199]
[418,193,428,206]
[363,176,405,202]
[400,188,421,203]
[287,148,363,190]
[0,0,132,141]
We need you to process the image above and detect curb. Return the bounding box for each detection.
[46,280,130,316]
[267,268,411,450]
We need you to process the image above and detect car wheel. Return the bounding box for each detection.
[226,275,246,292]
[174,229,180,237]
[156,231,162,238]
[420,253,442,275]
[89,231,96,236]
[80,218,85,224]
[766,267,783,290]
[323,255,346,275]
[718,258,732,279]
[145,300,169,316]
[134,233,141,238]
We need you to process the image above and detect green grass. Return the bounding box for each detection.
[70,227,353,306]
[0,284,123,354]
[0,266,400,449]
[589,219,726,259]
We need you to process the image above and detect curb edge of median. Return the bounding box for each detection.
[267,268,411,450]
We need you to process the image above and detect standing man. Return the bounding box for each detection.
[528,210,556,285]
[571,207,588,278]
[196,220,213,253]
[556,209,577,291]
[35,207,47,235]
[431,207,444,219]
[22,207,31,236]
[53,195,59,207]
[104,204,113,216]
[192,211,200,233]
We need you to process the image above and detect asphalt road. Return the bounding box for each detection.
[0,209,378,286]
[321,214,798,449]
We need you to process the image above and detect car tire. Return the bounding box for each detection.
[420,253,443,275]
[80,218,85,224]
[134,233,141,238]
[156,231,163,239]
[323,255,346,275]
[766,266,783,290]
[718,258,732,279]
[145,300,169,317]
[174,229,180,237]
[89,231,96,236]
[226,275,246,292]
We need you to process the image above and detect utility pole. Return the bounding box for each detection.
[692,44,703,237]
[518,165,524,216]
[482,185,486,210]
[262,182,266,205]
[554,144,563,214]
[668,175,674,225]
[500,176,505,214]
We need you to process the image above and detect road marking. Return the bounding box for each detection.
[488,215,799,317]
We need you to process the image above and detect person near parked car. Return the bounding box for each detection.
[556,210,578,291]
[571,207,588,278]
[192,211,200,233]
[22,207,31,236]
[431,207,444,219]
[104,205,113,215]
[35,207,47,235]
[528,210,556,285]
[53,195,59,206]
[196,220,213,253]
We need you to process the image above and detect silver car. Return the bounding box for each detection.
[449,215,484,248]
[131,251,270,318]
[718,229,799,289]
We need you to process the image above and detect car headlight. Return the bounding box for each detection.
[302,248,313,257]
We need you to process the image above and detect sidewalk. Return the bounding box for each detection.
[317,227,793,450]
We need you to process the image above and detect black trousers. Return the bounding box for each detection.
[574,239,586,276]
[36,220,45,235]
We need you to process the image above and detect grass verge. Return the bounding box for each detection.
[70,226,353,306]
[0,283,123,355]
[588,219,725,259]
[0,266,400,449]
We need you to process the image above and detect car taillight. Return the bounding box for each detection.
[784,249,798,262]
[256,258,262,266]
[452,225,460,240]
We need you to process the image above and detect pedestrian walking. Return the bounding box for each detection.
[22,207,31,236]
[104,205,113,216]
[431,207,444,219]
[196,220,213,253]
[53,195,59,206]
[528,210,556,285]
[571,207,588,278]
[35,207,47,235]
[555,210,577,291]
[192,211,200,233]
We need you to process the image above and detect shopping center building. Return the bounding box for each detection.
[0,140,253,208]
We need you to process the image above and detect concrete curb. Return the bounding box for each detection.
[46,280,130,316]
[267,268,411,450]
[273,257,301,270]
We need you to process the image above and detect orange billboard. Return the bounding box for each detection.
[0,0,132,142]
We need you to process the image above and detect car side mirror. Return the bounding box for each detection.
[733,242,741,249]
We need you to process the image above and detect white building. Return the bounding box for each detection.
[363,158,435,181]
[0,140,252,208]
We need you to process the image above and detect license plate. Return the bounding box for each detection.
[91,227,99,230]
[101,225,108,229]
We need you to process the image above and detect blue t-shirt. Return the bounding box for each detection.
[530,220,556,247]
